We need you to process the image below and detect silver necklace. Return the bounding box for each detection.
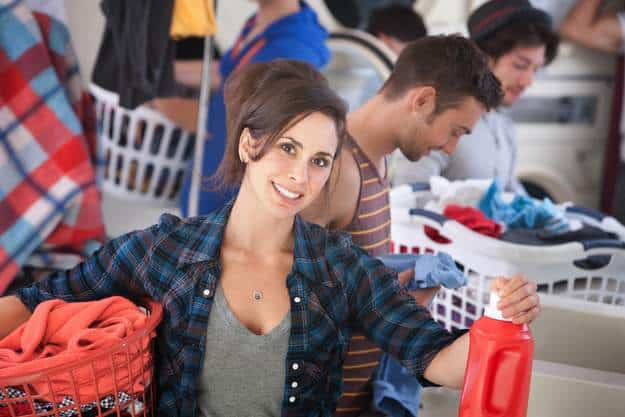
[252,290,263,302]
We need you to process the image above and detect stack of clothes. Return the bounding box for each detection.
[0,297,154,417]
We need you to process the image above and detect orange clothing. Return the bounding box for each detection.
[0,297,153,403]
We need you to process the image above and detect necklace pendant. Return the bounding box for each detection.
[253,290,263,301]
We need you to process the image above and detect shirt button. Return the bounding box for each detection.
[289,396,296,403]
[293,296,301,303]
[203,288,211,297]
[292,363,299,370]
[291,381,298,388]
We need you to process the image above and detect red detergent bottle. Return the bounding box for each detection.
[458,291,534,417]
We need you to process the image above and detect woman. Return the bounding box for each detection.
[0,61,540,417]
[179,0,331,216]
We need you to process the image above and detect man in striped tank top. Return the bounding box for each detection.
[303,35,510,416]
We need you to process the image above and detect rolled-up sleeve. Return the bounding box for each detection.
[15,222,164,311]
[340,244,458,386]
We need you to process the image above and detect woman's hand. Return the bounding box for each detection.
[491,276,540,324]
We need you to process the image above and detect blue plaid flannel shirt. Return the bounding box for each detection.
[16,202,456,417]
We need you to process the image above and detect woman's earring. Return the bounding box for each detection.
[240,152,248,163]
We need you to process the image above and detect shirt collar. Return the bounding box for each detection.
[176,200,233,267]
[177,200,342,283]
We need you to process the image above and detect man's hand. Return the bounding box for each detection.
[491,276,540,324]
[397,268,440,306]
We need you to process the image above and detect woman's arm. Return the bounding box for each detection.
[348,246,540,388]
[13,219,174,317]
[0,296,32,340]
[423,332,469,388]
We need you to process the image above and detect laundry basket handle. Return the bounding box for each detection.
[581,239,625,251]
[409,208,447,225]
[566,205,606,222]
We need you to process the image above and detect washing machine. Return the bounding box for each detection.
[505,1,617,208]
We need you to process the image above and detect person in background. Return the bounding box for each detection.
[0,60,541,417]
[302,35,540,417]
[178,0,331,217]
[560,0,625,223]
[366,4,427,55]
[391,0,559,193]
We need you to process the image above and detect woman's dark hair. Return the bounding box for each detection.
[381,34,503,113]
[212,60,348,190]
[476,21,559,65]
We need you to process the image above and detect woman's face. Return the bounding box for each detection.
[240,112,339,219]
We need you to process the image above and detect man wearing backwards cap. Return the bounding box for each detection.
[392,0,559,193]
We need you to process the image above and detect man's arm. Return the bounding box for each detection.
[560,0,623,54]
[0,296,32,340]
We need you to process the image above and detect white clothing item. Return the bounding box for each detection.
[390,110,526,193]
[424,176,493,213]
[26,0,67,22]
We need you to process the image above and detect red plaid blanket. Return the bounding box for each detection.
[0,0,105,294]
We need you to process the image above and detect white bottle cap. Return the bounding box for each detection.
[484,291,511,321]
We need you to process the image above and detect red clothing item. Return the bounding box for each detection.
[0,297,152,403]
[425,205,503,243]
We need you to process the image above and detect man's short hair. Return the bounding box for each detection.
[366,5,427,42]
[381,35,503,113]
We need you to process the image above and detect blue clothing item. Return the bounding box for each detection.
[180,1,331,216]
[478,179,569,232]
[16,201,457,417]
[373,354,422,417]
[373,252,466,417]
[377,253,467,291]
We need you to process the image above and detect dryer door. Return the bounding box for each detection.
[322,30,395,111]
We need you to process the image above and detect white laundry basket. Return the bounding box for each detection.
[389,185,625,331]
[90,84,195,207]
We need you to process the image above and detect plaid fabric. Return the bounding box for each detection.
[16,201,457,417]
[0,0,105,294]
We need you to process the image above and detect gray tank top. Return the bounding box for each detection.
[198,284,291,417]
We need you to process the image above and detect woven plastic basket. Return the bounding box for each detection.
[90,84,195,207]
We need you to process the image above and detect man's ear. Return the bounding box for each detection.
[409,86,437,118]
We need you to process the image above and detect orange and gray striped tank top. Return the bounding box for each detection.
[335,137,391,417]
[342,137,391,256]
